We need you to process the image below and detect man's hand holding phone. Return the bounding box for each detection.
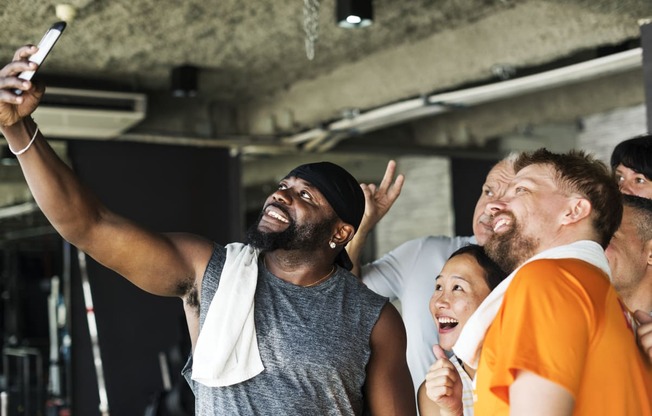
[0,22,66,126]
[15,21,66,95]
[0,45,46,127]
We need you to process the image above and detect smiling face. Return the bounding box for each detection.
[484,163,575,272]
[430,253,492,350]
[472,160,516,245]
[614,164,652,199]
[246,176,338,252]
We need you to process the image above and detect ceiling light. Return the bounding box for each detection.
[55,4,77,23]
[337,0,373,28]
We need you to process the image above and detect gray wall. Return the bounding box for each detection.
[68,140,240,416]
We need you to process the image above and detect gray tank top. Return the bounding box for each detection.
[183,245,388,415]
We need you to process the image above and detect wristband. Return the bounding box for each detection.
[8,125,39,155]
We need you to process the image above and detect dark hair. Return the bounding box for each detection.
[515,148,623,248]
[622,194,652,242]
[448,244,507,290]
[610,135,652,180]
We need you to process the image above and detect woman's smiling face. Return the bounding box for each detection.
[430,253,492,351]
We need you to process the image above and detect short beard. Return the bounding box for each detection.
[484,213,539,273]
[246,209,338,253]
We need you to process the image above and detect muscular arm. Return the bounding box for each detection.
[510,370,574,416]
[365,303,416,415]
[0,47,213,300]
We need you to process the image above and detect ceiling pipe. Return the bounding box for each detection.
[282,47,643,149]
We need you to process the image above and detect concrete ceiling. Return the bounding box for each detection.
[0,1,648,132]
[1,0,651,235]
[3,0,602,101]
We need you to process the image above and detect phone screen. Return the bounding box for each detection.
[16,21,66,94]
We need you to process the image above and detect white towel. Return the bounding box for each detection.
[191,243,264,387]
[453,240,611,370]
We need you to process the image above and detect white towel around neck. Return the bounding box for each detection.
[191,243,264,387]
[452,240,611,370]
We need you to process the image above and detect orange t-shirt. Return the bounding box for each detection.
[474,258,652,415]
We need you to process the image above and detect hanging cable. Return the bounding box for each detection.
[303,0,320,60]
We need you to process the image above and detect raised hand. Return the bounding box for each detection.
[0,45,44,127]
[423,345,464,416]
[347,160,405,276]
[358,160,405,233]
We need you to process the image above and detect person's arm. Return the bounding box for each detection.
[417,381,442,416]
[0,46,213,299]
[510,370,574,416]
[418,345,463,416]
[634,310,652,363]
[347,160,404,276]
[365,303,416,415]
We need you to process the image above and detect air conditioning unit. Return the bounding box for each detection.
[32,87,147,139]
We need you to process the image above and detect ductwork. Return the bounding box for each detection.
[33,87,147,139]
[281,47,643,152]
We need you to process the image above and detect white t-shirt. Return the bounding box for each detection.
[361,235,475,395]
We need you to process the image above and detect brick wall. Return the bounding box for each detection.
[577,104,646,163]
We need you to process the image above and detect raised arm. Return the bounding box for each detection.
[347,160,404,276]
[365,303,416,415]
[0,46,213,299]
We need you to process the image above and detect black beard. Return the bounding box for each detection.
[484,213,538,273]
[246,207,337,253]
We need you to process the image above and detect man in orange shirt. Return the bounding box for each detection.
[467,149,652,415]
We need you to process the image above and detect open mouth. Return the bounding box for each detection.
[492,217,511,233]
[437,316,459,330]
[264,205,290,223]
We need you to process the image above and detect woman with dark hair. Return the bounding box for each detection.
[611,135,652,199]
[417,244,507,416]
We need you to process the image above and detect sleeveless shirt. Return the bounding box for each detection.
[182,244,388,415]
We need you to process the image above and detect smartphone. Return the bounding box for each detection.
[15,21,67,95]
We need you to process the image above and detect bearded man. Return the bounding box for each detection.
[605,194,652,313]
[0,45,415,415]
[453,149,652,415]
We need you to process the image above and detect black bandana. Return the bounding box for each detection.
[286,161,365,270]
